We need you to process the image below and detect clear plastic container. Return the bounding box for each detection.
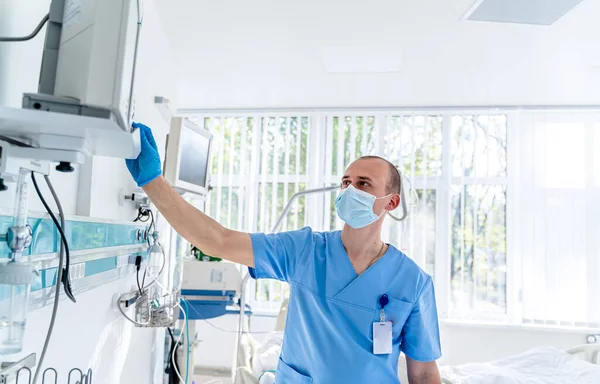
[0,262,36,355]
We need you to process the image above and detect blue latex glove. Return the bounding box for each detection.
[126,122,162,187]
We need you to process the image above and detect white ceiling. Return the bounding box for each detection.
[154,0,600,109]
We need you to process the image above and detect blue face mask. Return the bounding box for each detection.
[335,185,392,229]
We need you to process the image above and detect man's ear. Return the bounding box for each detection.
[387,194,401,211]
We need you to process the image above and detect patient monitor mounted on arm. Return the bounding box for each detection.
[0,0,143,179]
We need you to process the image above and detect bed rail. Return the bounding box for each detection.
[566,344,600,365]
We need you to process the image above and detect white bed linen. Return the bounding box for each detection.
[440,346,600,384]
[236,332,284,384]
[252,332,284,376]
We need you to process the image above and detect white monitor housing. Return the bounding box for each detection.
[164,117,213,196]
[54,0,140,129]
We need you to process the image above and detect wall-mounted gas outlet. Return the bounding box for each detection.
[587,335,600,344]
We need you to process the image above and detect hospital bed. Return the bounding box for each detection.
[398,343,600,384]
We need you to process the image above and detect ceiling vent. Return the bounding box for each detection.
[464,0,584,25]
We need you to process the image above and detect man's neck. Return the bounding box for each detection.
[341,223,384,261]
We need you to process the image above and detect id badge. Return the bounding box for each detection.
[373,321,393,355]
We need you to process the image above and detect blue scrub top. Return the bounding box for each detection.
[249,228,442,384]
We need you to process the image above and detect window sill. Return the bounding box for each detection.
[441,319,599,334]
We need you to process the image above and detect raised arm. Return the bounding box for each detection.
[126,123,254,267]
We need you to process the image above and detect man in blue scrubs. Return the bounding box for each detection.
[127,123,442,383]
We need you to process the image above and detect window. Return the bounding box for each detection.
[449,115,508,319]
[193,109,599,327]
[200,115,310,312]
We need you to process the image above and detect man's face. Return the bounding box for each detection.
[341,158,397,215]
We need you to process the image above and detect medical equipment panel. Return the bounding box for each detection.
[180,260,244,320]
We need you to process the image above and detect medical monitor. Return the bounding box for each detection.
[164,117,213,196]
[53,0,140,130]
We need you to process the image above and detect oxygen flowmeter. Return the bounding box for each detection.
[0,168,38,354]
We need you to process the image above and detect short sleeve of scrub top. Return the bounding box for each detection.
[248,227,313,282]
[400,276,442,362]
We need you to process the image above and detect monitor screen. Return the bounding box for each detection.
[178,126,210,188]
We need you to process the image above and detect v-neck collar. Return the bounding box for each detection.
[336,231,391,278]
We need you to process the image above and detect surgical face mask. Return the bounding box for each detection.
[335,185,392,229]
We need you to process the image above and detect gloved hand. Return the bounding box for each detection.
[126,122,162,187]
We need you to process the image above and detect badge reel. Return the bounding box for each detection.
[373,294,393,355]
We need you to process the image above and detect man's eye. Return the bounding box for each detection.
[361,182,370,187]
[342,180,350,186]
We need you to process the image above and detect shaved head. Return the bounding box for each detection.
[357,156,402,194]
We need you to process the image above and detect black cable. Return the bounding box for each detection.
[166,328,179,384]
[0,134,33,147]
[167,328,176,343]
[136,269,143,295]
[0,14,49,42]
[148,210,155,232]
[133,207,150,222]
[33,175,66,384]
[31,172,76,303]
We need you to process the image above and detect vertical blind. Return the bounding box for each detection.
[515,112,600,327]
[195,109,598,326]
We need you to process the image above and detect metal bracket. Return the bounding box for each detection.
[0,353,36,384]
[0,140,53,180]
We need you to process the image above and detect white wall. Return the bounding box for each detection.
[157,0,600,109]
[19,276,156,383]
[438,322,591,365]
[0,0,178,382]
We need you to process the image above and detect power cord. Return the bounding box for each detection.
[133,206,153,223]
[135,255,144,295]
[117,292,151,326]
[0,13,50,42]
[31,172,76,302]
[31,174,67,384]
[181,299,190,384]
[172,303,187,384]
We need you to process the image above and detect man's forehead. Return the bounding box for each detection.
[344,158,388,179]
